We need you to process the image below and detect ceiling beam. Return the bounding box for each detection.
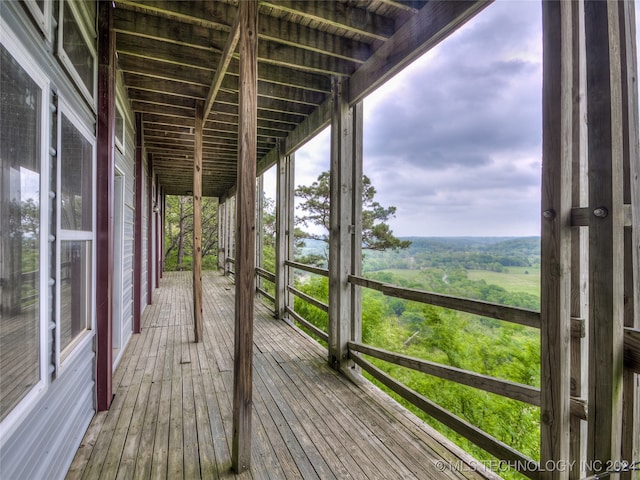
[203,10,240,124]
[259,0,395,42]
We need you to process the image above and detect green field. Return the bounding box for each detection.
[467,266,540,297]
[374,267,541,298]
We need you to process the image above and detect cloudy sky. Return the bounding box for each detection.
[265,0,543,237]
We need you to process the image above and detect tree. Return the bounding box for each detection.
[164,195,218,271]
[295,171,411,251]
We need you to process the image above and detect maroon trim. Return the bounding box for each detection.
[133,112,143,334]
[96,0,114,412]
[161,191,166,278]
[147,154,153,304]
[155,179,161,287]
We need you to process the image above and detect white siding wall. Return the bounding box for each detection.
[0,4,96,479]
[114,77,136,353]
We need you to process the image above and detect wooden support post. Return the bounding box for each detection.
[584,1,625,472]
[541,1,573,477]
[275,146,287,320]
[232,0,257,473]
[156,179,161,287]
[619,1,640,474]
[193,100,204,342]
[351,101,363,348]
[275,148,295,321]
[147,154,153,305]
[225,196,235,275]
[328,77,355,372]
[96,0,115,412]
[133,113,143,334]
[218,198,225,270]
[569,2,588,478]
[256,175,264,291]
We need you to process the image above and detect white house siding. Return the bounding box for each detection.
[114,76,136,363]
[0,3,149,479]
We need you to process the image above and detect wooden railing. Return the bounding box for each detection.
[347,273,544,479]
[244,262,640,479]
[255,267,276,303]
[282,261,330,342]
[348,274,540,329]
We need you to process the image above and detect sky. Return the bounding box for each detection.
[264,0,543,238]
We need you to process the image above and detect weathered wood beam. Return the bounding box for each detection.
[124,72,206,99]
[193,101,204,342]
[619,0,640,473]
[584,1,626,472]
[540,2,573,478]
[147,155,153,305]
[275,146,288,320]
[133,113,144,334]
[260,0,395,41]
[328,77,354,372]
[115,10,353,78]
[96,0,115,412]
[203,13,240,125]
[115,0,372,62]
[119,51,331,96]
[232,0,257,473]
[568,2,588,478]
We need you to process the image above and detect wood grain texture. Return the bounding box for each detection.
[349,275,540,328]
[67,271,502,480]
[540,2,573,477]
[232,1,258,473]
[584,0,626,471]
[328,77,353,371]
[193,100,203,342]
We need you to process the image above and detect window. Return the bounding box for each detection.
[0,42,45,421]
[115,105,125,151]
[58,0,96,106]
[57,108,94,359]
[23,0,53,39]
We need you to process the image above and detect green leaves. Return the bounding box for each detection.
[295,171,411,252]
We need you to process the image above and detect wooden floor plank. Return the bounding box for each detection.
[67,271,497,480]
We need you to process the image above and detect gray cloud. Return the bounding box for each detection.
[360,1,542,236]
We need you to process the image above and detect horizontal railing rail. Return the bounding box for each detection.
[349,341,586,420]
[256,286,275,303]
[255,267,276,283]
[287,285,329,313]
[349,341,539,405]
[624,327,640,373]
[348,274,540,329]
[285,305,328,343]
[349,351,540,479]
[285,260,329,277]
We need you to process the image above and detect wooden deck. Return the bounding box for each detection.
[67,271,497,480]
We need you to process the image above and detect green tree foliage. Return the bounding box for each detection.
[295,171,411,253]
[289,238,542,479]
[164,195,218,271]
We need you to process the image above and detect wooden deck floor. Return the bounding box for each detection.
[66,271,497,480]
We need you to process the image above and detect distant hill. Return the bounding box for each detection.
[363,236,541,272]
[296,236,541,273]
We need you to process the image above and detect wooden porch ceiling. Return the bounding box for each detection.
[113,0,489,197]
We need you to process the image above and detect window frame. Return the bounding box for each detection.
[57,0,97,109]
[0,18,51,442]
[55,99,96,371]
[23,0,53,41]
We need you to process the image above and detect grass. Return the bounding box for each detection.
[371,266,541,298]
[467,266,540,297]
